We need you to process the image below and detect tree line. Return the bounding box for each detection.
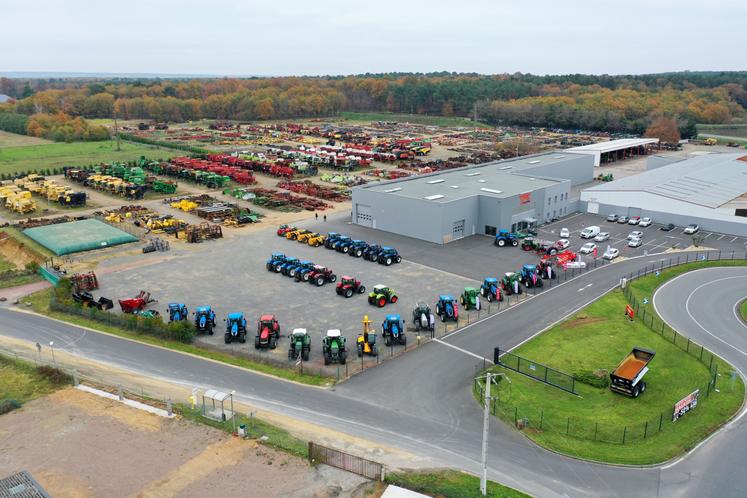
[1,72,746,136]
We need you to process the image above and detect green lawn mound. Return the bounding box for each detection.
[487,289,744,465]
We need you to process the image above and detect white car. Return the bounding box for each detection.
[627,231,643,240]
[606,214,619,222]
[639,217,653,227]
[628,237,643,248]
[595,232,610,242]
[628,216,641,225]
[556,239,570,249]
[559,227,570,238]
[579,242,597,254]
[565,261,587,269]
[603,248,620,260]
[684,224,700,234]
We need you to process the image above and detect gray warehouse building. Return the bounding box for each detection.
[352,152,594,244]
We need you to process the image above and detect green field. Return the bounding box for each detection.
[0,130,52,147]
[481,262,745,464]
[386,470,529,498]
[0,354,67,406]
[0,138,178,175]
[739,299,747,324]
[697,123,747,139]
[338,111,488,128]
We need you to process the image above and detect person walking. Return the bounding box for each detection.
[315,212,318,220]
[324,214,327,222]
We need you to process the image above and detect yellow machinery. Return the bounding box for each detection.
[170,199,198,212]
[297,231,318,243]
[5,191,36,213]
[307,233,326,247]
[356,315,378,357]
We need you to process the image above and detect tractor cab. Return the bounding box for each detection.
[168,303,188,322]
[382,314,406,346]
[364,244,382,261]
[332,235,351,250]
[323,329,347,365]
[412,302,435,332]
[194,306,216,335]
[280,257,299,275]
[435,295,459,322]
[349,240,369,257]
[255,314,280,349]
[377,247,401,266]
[521,264,542,288]
[324,232,341,249]
[460,287,480,310]
[480,277,503,302]
[225,312,247,344]
[288,328,310,361]
[502,272,522,295]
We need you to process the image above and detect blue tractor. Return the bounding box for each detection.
[520,264,544,288]
[224,312,247,344]
[348,240,369,258]
[435,295,459,322]
[382,314,406,346]
[279,256,299,276]
[194,306,216,335]
[494,230,519,248]
[332,235,351,252]
[377,247,402,266]
[266,252,287,273]
[480,277,503,302]
[324,232,343,249]
[167,303,189,322]
[288,260,313,280]
[294,260,317,282]
[363,244,382,262]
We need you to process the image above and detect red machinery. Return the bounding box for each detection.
[119,290,156,313]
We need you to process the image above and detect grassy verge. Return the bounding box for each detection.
[386,470,529,498]
[0,353,69,407]
[177,403,309,458]
[24,288,331,387]
[0,130,52,147]
[338,111,488,128]
[1,227,54,260]
[0,273,43,289]
[480,260,746,465]
[0,139,177,175]
[740,300,747,324]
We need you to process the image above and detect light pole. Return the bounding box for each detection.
[49,341,56,367]
[480,372,494,496]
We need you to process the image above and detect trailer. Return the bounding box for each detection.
[610,347,656,398]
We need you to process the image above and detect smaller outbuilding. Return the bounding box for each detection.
[23,219,138,255]
[566,138,660,167]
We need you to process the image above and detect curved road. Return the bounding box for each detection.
[1,256,745,497]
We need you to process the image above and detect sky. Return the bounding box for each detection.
[2,0,746,76]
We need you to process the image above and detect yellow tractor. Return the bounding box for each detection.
[286,228,311,241]
[307,233,326,247]
[296,231,318,243]
[356,315,378,357]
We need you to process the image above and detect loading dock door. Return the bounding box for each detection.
[587,202,599,214]
[356,204,373,228]
[452,220,465,240]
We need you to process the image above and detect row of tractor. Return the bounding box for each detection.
[265,253,337,286]
[277,225,402,266]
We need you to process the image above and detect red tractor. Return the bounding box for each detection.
[336,276,366,298]
[119,290,156,313]
[276,224,296,236]
[307,265,337,287]
[545,250,578,269]
[255,314,280,349]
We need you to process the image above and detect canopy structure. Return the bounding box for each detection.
[23,219,137,255]
[566,138,659,166]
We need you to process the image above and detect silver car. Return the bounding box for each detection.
[595,232,610,242]
[628,237,642,248]
[627,231,643,240]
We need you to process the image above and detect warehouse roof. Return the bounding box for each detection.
[363,153,577,202]
[566,138,659,154]
[584,153,747,208]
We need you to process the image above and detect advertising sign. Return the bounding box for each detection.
[673,389,700,421]
[519,192,531,205]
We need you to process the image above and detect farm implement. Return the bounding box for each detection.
[72,291,114,310]
[248,188,331,212]
[357,315,378,357]
[119,290,156,313]
[277,180,350,202]
[610,347,655,397]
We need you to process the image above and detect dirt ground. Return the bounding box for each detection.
[0,234,43,268]
[0,388,373,498]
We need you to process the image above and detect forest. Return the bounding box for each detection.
[1,72,746,137]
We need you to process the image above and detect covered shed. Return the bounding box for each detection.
[566,138,659,167]
[23,219,137,255]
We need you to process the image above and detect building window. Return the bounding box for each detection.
[485,225,496,236]
[553,210,556,218]
[554,195,558,204]
[548,198,551,206]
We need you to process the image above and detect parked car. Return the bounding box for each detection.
[579,242,597,254]
[566,261,587,269]
[628,237,643,248]
[627,231,643,240]
[639,217,653,227]
[606,214,619,222]
[580,226,600,239]
[559,227,570,238]
[660,223,675,232]
[628,216,641,225]
[556,239,570,249]
[684,224,700,234]
[617,216,630,224]
[594,232,610,242]
[603,247,620,260]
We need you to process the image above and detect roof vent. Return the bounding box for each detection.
[450,185,459,189]
[499,166,512,170]
[480,188,503,194]
[427,179,445,184]
[552,155,565,159]
[478,179,487,183]
[465,172,481,177]
[384,187,402,193]
[529,160,541,164]
[424,194,444,200]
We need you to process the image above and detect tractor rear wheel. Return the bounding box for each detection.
[385,257,392,266]
[270,337,277,349]
[486,292,493,302]
[288,349,294,360]
[340,353,347,365]
[254,336,260,349]
[355,249,363,257]
[303,349,309,361]
[239,333,246,344]
[316,277,325,286]
[225,334,231,344]
[385,336,392,347]
[342,246,350,254]
[303,273,310,282]
[329,274,337,283]
[324,354,330,365]
[345,288,353,298]
[401,335,407,346]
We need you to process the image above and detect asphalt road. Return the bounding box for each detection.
[1,253,745,497]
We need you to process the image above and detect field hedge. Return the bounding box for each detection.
[0,112,30,135]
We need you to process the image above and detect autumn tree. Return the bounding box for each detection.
[645,116,681,144]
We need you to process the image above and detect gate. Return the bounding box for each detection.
[452,219,465,240]
[356,204,373,227]
[308,442,385,480]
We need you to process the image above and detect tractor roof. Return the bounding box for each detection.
[416,301,429,308]
[373,284,388,291]
[227,312,244,320]
[299,260,313,265]
[352,239,365,244]
[381,246,395,251]
[168,303,184,308]
[523,264,536,270]
[271,252,285,258]
[464,287,477,292]
[439,294,454,301]
[292,328,307,335]
[285,257,298,262]
[327,232,339,236]
[505,272,515,277]
[326,329,341,338]
[259,314,275,321]
[313,264,326,270]
[386,314,401,321]
[484,277,498,283]
[341,275,353,280]
[196,306,211,312]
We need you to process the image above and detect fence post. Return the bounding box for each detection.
[308,442,314,463]
[566,417,570,435]
[644,420,648,439]
[72,369,79,386]
[700,345,704,361]
[540,410,544,429]
[659,413,664,432]
[514,406,518,425]
[571,377,576,394]
[622,426,627,444]
[709,355,714,370]
[686,338,691,353]
[594,422,598,441]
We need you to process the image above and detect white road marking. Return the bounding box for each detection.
[703,232,712,239]
[577,283,593,292]
[717,234,725,241]
[434,338,490,361]
[731,237,739,243]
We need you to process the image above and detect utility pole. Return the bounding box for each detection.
[473,101,478,123]
[481,372,494,495]
[114,113,121,151]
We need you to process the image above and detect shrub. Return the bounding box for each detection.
[36,365,71,385]
[24,261,40,272]
[0,399,22,415]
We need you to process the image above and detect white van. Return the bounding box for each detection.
[580,226,601,239]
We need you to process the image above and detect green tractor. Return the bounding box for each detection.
[368,284,398,308]
[501,272,523,296]
[322,329,347,365]
[459,287,480,310]
[288,328,311,361]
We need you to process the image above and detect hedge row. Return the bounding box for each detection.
[119,133,210,155]
[0,112,29,135]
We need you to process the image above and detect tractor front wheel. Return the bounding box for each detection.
[358,286,366,294]
[395,256,402,263]
[316,277,325,286]
[390,295,398,304]
[225,334,231,344]
[378,297,386,308]
[355,249,363,257]
[254,336,260,349]
[497,239,506,247]
[329,274,337,283]
[239,333,246,344]
[486,292,493,302]
[511,240,518,247]
[385,335,392,347]
[385,257,392,266]
[288,349,294,360]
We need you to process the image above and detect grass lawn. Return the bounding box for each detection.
[741,300,747,324]
[0,353,67,404]
[0,139,178,175]
[697,123,747,140]
[0,130,52,147]
[386,470,529,498]
[23,288,332,387]
[482,260,746,465]
[338,111,488,128]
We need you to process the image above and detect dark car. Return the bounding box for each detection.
[660,223,675,232]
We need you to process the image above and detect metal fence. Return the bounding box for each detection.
[308,442,385,481]
[494,347,576,394]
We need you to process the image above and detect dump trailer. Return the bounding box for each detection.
[610,347,656,398]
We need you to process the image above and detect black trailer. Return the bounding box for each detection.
[610,347,656,397]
